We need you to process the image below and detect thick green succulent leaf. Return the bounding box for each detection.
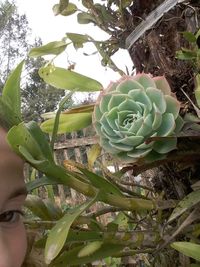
[153,76,171,95]
[135,73,156,89]
[157,113,175,136]
[174,115,185,133]
[108,94,127,110]
[39,65,102,91]
[29,41,67,57]
[165,95,180,119]
[127,148,152,159]
[171,242,200,261]
[100,114,115,136]
[152,104,162,130]
[41,112,92,134]
[110,141,133,152]
[99,93,112,113]
[116,78,144,93]
[146,87,166,113]
[45,194,98,264]
[153,137,177,154]
[118,99,143,114]
[100,138,120,154]
[119,136,144,146]
[2,60,24,119]
[128,89,152,111]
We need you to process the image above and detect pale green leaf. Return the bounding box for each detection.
[39,64,102,91]
[41,112,92,134]
[171,242,200,261]
[66,32,89,48]
[45,195,98,264]
[60,3,77,16]
[2,60,24,119]
[78,241,103,258]
[78,167,123,197]
[25,195,54,220]
[77,12,97,24]
[87,144,102,169]
[168,190,200,223]
[29,41,67,57]
[52,243,124,266]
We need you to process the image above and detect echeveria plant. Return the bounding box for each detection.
[93,73,184,162]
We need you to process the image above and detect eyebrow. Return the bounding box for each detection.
[7,187,28,200]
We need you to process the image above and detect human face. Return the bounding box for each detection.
[0,128,27,267]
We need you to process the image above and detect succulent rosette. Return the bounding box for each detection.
[93,73,184,162]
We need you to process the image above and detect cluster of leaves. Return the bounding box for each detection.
[176,29,200,72]
[0,36,200,265]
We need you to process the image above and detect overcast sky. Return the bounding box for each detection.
[15,0,133,88]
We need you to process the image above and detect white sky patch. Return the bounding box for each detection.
[15,0,133,91]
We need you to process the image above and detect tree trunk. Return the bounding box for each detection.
[126,1,200,197]
[128,1,200,99]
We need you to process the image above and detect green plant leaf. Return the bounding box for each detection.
[87,144,102,169]
[182,31,197,43]
[78,167,123,197]
[26,176,59,192]
[29,41,68,57]
[25,195,55,220]
[77,12,97,24]
[39,64,102,91]
[45,194,99,264]
[2,60,24,119]
[176,50,197,60]
[51,242,124,266]
[66,32,89,49]
[63,103,94,114]
[41,112,92,134]
[7,121,54,162]
[0,97,22,130]
[60,3,77,16]
[171,242,200,261]
[168,190,200,223]
[78,241,103,258]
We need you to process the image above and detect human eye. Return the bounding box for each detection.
[0,210,24,224]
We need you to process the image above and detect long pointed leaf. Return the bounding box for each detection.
[2,60,24,119]
[171,242,200,261]
[168,190,200,223]
[39,64,102,92]
[45,193,99,264]
[29,41,68,57]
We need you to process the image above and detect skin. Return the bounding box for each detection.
[0,127,27,267]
